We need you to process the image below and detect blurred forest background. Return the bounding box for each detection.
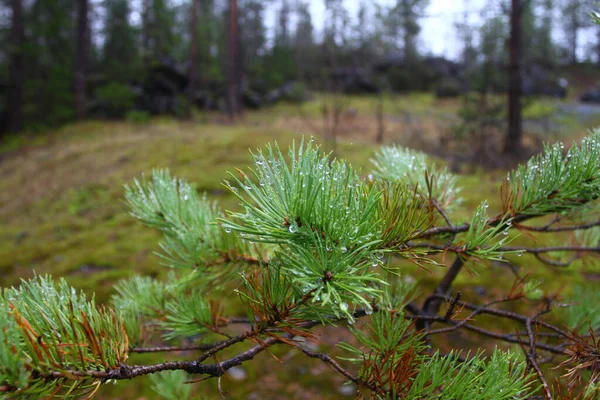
[3,0,600,398]
[2,0,600,147]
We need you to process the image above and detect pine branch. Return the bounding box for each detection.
[6,134,600,398]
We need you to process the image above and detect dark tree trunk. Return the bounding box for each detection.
[504,0,523,155]
[188,0,199,106]
[376,92,384,144]
[596,26,600,65]
[227,0,241,120]
[8,0,24,133]
[142,0,151,64]
[75,0,89,120]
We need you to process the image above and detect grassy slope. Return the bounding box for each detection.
[1,98,599,398]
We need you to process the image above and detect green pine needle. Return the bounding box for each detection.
[125,170,261,283]
[0,276,128,399]
[370,145,461,209]
[508,132,600,216]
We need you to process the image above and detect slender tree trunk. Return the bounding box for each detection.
[8,0,24,133]
[189,0,199,108]
[142,0,151,65]
[504,0,523,155]
[597,28,600,66]
[570,29,578,65]
[227,0,240,120]
[75,0,89,120]
[376,91,384,144]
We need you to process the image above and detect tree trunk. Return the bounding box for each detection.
[376,91,384,144]
[189,0,199,108]
[504,0,523,155]
[570,29,578,65]
[597,28,600,66]
[142,0,151,65]
[227,0,240,120]
[75,0,89,120]
[8,0,24,133]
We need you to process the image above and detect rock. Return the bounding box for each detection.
[227,366,248,381]
[338,384,356,397]
[580,87,600,103]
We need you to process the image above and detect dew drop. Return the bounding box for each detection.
[289,224,298,234]
[340,246,347,253]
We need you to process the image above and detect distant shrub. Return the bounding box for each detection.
[173,95,191,119]
[522,99,557,120]
[284,81,309,103]
[434,78,462,98]
[386,64,437,92]
[126,110,151,124]
[95,82,136,118]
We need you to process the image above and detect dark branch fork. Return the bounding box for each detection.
[406,201,600,394]
[520,308,554,400]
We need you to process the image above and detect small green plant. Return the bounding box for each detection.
[126,110,151,124]
[2,134,600,399]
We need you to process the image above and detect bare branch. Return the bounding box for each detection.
[295,346,386,396]
[516,218,600,233]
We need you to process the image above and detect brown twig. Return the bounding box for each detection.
[295,346,386,396]
[533,253,580,267]
[426,294,569,337]
[502,245,600,254]
[419,256,464,332]
[428,297,519,336]
[431,198,454,229]
[521,311,553,400]
[408,242,600,256]
[516,218,600,233]
[130,344,221,353]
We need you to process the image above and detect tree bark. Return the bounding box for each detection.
[75,0,89,120]
[8,0,24,133]
[189,0,199,107]
[504,0,523,155]
[227,0,241,120]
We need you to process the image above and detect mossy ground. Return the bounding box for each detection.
[1,94,599,398]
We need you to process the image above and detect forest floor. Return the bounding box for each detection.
[1,93,600,399]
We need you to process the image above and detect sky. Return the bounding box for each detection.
[264,0,599,61]
[117,0,600,61]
